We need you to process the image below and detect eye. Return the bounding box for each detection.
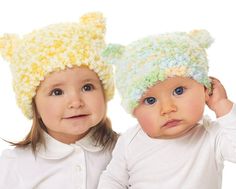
[173,86,185,96]
[82,83,94,92]
[144,97,156,105]
[50,88,63,96]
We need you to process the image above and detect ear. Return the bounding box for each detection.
[204,86,211,102]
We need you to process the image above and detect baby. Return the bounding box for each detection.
[98,30,236,188]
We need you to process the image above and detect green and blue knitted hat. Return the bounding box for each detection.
[102,30,213,114]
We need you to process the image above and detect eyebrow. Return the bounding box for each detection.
[42,78,101,90]
[40,82,64,93]
[81,78,101,84]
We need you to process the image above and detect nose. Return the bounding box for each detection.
[160,98,177,116]
[68,92,84,109]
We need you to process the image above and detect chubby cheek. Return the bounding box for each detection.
[89,96,106,121]
[183,100,205,122]
[134,110,159,137]
[38,108,52,126]
[42,109,57,123]
[37,102,60,126]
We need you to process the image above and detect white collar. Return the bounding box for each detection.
[37,131,103,159]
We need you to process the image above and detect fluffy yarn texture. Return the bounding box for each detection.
[0,12,114,119]
[102,30,213,114]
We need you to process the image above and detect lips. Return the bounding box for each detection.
[162,119,181,128]
[64,114,89,119]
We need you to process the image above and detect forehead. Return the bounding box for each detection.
[44,66,100,83]
[37,67,102,91]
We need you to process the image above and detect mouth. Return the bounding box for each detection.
[64,114,89,119]
[162,119,182,128]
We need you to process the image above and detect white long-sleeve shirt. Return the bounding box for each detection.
[0,131,112,189]
[98,104,236,189]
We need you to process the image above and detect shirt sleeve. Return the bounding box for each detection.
[98,133,129,189]
[214,103,236,164]
[0,149,23,188]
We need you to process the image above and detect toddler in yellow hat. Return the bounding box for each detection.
[0,12,118,189]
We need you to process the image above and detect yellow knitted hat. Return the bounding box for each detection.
[0,12,114,119]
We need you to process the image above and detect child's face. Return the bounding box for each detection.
[133,77,209,139]
[35,67,106,144]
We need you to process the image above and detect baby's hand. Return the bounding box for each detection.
[206,77,233,118]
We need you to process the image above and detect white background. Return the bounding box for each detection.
[0,0,235,188]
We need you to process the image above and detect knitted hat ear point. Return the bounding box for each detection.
[0,34,20,62]
[101,44,125,65]
[188,30,214,49]
[80,12,105,26]
[79,12,106,39]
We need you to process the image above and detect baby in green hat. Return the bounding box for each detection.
[98,30,235,188]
